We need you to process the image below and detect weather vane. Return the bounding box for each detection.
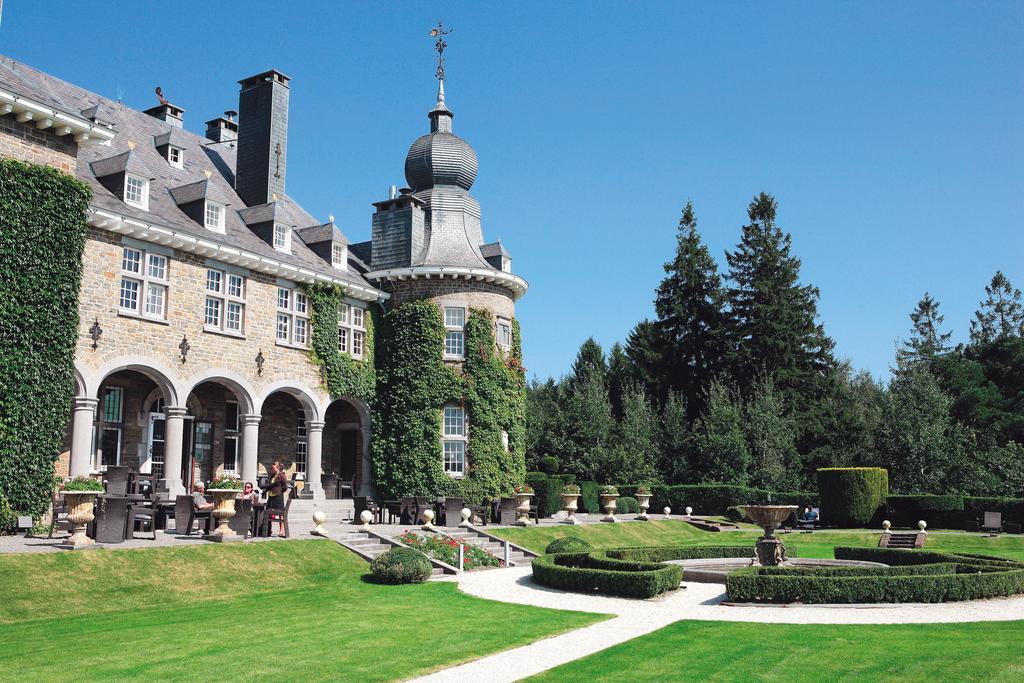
[428,21,452,81]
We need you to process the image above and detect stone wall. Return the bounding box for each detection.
[384,278,515,321]
[0,115,77,173]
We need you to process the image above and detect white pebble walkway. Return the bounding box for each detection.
[409,567,1024,682]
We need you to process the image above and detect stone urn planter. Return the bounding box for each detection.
[635,492,652,521]
[560,493,581,525]
[514,491,534,526]
[207,489,240,538]
[599,490,619,523]
[60,490,99,548]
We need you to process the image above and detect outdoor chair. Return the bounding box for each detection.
[444,497,465,526]
[399,497,418,525]
[339,477,355,499]
[322,473,338,500]
[982,511,1003,535]
[127,501,157,540]
[498,497,517,525]
[468,503,488,526]
[264,491,293,538]
[103,466,133,496]
[174,495,213,535]
[229,498,254,536]
[47,492,71,539]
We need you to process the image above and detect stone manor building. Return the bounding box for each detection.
[0,55,527,499]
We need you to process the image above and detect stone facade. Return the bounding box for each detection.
[0,115,77,174]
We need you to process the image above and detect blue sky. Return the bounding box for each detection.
[2,2,1021,382]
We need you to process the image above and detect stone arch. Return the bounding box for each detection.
[181,369,257,414]
[323,395,374,497]
[255,380,324,421]
[85,355,182,405]
[72,363,87,397]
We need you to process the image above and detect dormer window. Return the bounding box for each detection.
[204,201,225,233]
[124,175,149,210]
[331,243,347,270]
[167,146,184,169]
[273,223,291,252]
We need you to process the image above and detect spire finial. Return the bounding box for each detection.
[428,21,452,82]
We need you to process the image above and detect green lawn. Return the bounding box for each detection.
[493,520,1024,561]
[527,619,1024,682]
[0,539,605,681]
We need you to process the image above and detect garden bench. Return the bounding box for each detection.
[982,511,1003,536]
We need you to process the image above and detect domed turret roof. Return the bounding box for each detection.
[403,81,478,191]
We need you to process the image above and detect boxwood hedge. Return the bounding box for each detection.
[817,467,888,526]
[726,546,1024,604]
[886,494,964,528]
[531,552,683,599]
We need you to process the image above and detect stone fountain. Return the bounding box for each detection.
[739,505,798,566]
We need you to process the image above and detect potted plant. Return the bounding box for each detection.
[59,476,103,548]
[599,485,620,523]
[206,476,243,538]
[513,484,534,526]
[635,486,652,521]
[560,483,581,525]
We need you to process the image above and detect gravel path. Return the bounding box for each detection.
[409,567,1024,683]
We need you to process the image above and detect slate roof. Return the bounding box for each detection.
[0,55,377,294]
[480,241,511,259]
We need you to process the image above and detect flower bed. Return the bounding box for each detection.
[726,547,1024,604]
[399,531,502,571]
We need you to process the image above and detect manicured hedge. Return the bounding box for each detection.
[727,546,1024,603]
[887,494,964,528]
[545,536,593,554]
[605,545,771,563]
[531,552,683,598]
[616,496,638,514]
[817,467,888,527]
[644,484,817,517]
[964,496,1024,526]
[0,159,91,522]
[526,472,570,516]
[581,481,601,514]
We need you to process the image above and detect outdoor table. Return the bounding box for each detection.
[382,500,401,524]
[153,501,175,530]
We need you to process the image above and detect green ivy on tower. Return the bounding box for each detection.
[306,282,377,404]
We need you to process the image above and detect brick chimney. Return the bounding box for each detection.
[235,69,290,207]
[143,102,185,129]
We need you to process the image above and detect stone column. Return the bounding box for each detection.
[306,420,325,501]
[69,397,98,477]
[159,406,188,496]
[241,414,261,485]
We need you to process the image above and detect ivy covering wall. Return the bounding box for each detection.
[0,159,91,522]
[306,282,376,404]
[372,300,526,502]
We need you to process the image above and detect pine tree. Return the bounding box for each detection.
[568,338,607,390]
[743,375,799,490]
[606,342,632,421]
[624,320,664,402]
[724,192,835,446]
[560,343,615,480]
[900,292,953,362]
[692,380,750,485]
[970,271,1024,344]
[525,377,564,470]
[604,382,659,483]
[653,201,728,419]
[659,392,693,483]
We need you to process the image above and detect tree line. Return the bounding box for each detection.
[527,193,1024,495]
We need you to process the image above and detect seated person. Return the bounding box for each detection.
[799,506,819,522]
[236,481,259,502]
[192,482,214,510]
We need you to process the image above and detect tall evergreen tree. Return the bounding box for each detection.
[970,271,1024,344]
[624,319,664,402]
[559,369,614,481]
[900,292,953,362]
[606,342,633,420]
[604,382,660,483]
[653,201,728,419]
[692,380,751,485]
[525,377,565,470]
[658,392,693,483]
[724,192,835,447]
[567,338,607,390]
[743,375,799,491]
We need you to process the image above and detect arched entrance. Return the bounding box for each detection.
[323,397,371,498]
[91,368,175,476]
[180,379,256,491]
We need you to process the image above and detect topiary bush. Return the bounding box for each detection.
[370,547,433,584]
[817,467,889,527]
[538,456,559,475]
[581,481,600,513]
[545,536,593,554]
[531,552,683,599]
[0,159,91,520]
[616,496,638,514]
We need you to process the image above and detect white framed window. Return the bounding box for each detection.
[223,400,239,476]
[444,306,465,358]
[337,302,367,359]
[124,174,149,210]
[273,223,291,252]
[204,268,246,335]
[442,404,467,476]
[497,319,512,352]
[204,201,225,232]
[276,286,308,347]
[167,146,184,169]
[331,242,347,270]
[294,409,307,475]
[119,247,167,320]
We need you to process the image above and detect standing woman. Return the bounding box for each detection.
[265,461,289,537]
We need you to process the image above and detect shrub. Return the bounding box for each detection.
[538,457,559,475]
[545,536,593,554]
[647,484,818,517]
[616,496,638,514]
[557,473,577,484]
[817,467,889,526]
[605,546,768,563]
[0,492,15,534]
[887,494,964,528]
[599,485,619,495]
[724,505,746,522]
[581,481,601,513]
[524,473,563,516]
[562,483,581,495]
[531,552,682,599]
[208,476,243,490]
[61,476,103,492]
[727,546,1024,603]
[370,547,433,584]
